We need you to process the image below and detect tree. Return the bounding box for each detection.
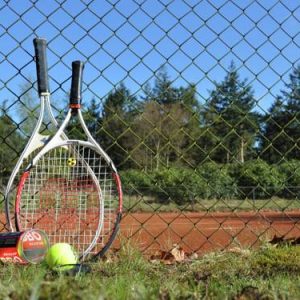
[17,80,39,137]
[202,62,260,163]
[96,83,138,169]
[84,98,101,135]
[151,67,178,105]
[0,102,23,186]
[17,79,63,138]
[133,68,202,170]
[134,101,193,169]
[261,65,300,163]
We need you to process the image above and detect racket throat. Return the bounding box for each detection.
[70,104,81,113]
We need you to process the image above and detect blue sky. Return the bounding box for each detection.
[0,0,300,117]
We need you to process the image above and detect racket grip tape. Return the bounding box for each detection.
[33,38,50,96]
[70,60,84,108]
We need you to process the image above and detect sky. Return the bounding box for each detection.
[0,0,300,118]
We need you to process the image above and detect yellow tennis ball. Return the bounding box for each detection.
[67,157,76,167]
[45,243,77,270]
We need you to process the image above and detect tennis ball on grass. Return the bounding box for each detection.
[45,243,77,270]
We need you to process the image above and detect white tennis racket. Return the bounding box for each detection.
[4,38,65,231]
[15,61,123,260]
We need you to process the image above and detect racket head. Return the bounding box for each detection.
[15,140,122,260]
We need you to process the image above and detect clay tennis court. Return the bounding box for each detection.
[1,210,300,255]
[119,210,300,255]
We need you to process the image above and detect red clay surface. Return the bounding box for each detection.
[120,210,300,255]
[1,210,300,255]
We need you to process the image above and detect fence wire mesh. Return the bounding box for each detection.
[1,0,300,255]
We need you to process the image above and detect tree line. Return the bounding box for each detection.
[1,61,300,189]
[81,62,300,170]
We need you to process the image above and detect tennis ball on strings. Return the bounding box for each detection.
[45,243,78,270]
[67,157,77,167]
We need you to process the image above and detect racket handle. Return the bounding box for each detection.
[70,61,84,108]
[33,38,50,96]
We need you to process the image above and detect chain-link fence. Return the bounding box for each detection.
[1,0,300,255]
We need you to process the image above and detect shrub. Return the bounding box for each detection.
[197,162,238,199]
[151,167,208,204]
[231,160,285,199]
[121,159,292,203]
[120,169,153,196]
[121,165,237,204]
[277,160,300,198]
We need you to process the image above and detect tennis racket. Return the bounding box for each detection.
[4,38,64,231]
[15,61,122,260]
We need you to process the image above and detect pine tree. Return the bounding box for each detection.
[97,83,138,169]
[203,62,260,163]
[262,65,300,162]
[84,98,101,135]
[152,67,178,105]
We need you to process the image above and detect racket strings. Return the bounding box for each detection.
[18,144,118,257]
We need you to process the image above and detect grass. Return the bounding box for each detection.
[1,193,300,298]
[1,242,300,299]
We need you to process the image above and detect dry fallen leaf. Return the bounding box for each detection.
[149,245,186,265]
[189,252,199,260]
[170,244,185,262]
